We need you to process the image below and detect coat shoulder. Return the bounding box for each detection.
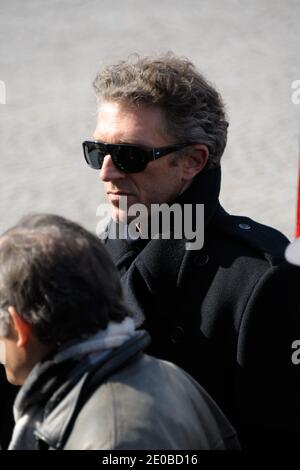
[212,207,289,265]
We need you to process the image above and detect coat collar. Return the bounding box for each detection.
[34,331,150,450]
[176,164,221,222]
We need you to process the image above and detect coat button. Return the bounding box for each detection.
[194,252,209,267]
[238,223,251,230]
[170,326,185,344]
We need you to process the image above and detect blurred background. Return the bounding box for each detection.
[0,0,299,238]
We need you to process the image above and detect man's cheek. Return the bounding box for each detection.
[0,340,6,365]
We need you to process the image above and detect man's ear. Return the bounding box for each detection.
[8,306,31,348]
[182,144,209,181]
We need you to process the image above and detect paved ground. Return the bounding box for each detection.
[0,0,299,239]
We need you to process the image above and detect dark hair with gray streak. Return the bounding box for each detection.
[0,214,131,345]
[93,52,228,167]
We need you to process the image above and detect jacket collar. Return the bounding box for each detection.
[176,164,221,223]
[34,330,150,450]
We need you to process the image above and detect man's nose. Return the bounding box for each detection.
[99,154,126,182]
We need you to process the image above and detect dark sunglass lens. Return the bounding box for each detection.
[114,146,147,173]
[84,144,105,169]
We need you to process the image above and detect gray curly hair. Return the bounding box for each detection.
[93,52,229,167]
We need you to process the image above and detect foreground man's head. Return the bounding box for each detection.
[0,213,130,385]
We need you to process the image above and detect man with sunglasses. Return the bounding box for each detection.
[84,53,300,449]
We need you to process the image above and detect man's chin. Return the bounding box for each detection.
[5,369,20,386]
[112,209,134,225]
[111,199,138,224]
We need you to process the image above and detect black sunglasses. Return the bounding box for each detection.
[82,140,193,173]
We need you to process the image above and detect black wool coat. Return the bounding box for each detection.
[105,166,300,450]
